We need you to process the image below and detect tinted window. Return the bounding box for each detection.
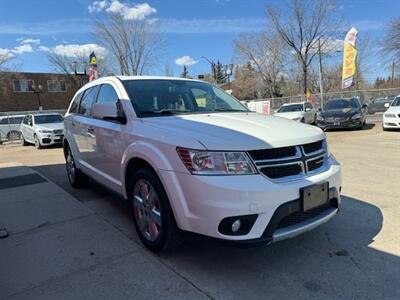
[123,80,248,117]
[34,114,63,124]
[9,117,23,124]
[278,104,304,112]
[0,118,9,125]
[325,99,360,110]
[78,87,98,116]
[69,91,83,114]
[391,97,400,106]
[96,84,119,104]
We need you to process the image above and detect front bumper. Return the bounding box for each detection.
[37,132,64,146]
[383,116,400,129]
[317,118,362,129]
[160,155,341,244]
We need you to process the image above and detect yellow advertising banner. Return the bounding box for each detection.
[342,28,358,89]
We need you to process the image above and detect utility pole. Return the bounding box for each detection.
[318,39,324,109]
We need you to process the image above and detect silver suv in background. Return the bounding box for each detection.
[20,113,64,149]
[0,115,25,141]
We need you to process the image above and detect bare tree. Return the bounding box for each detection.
[0,52,13,71]
[234,32,287,97]
[267,0,343,94]
[383,18,400,59]
[93,13,164,76]
[46,51,109,87]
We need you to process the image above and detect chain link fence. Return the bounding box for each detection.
[243,87,400,114]
[0,109,66,144]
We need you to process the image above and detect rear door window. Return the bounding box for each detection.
[78,86,99,117]
[69,91,83,114]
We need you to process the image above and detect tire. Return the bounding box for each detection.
[65,145,88,188]
[313,114,317,125]
[7,131,21,141]
[300,118,305,123]
[34,135,42,149]
[128,167,181,252]
[21,135,29,146]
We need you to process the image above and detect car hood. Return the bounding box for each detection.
[320,108,360,118]
[274,111,304,120]
[386,106,400,114]
[36,123,64,131]
[142,112,325,151]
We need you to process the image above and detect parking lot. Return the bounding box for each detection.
[0,123,399,299]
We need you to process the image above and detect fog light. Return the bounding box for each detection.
[231,219,241,233]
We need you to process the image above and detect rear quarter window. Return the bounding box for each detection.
[68,91,83,114]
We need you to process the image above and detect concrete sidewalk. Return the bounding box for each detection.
[0,163,208,300]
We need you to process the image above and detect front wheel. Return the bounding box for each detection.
[21,135,29,146]
[129,167,181,252]
[65,146,87,188]
[34,135,42,149]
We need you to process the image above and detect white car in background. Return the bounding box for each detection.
[274,102,317,124]
[20,113,64,149]
[383,96,400,130]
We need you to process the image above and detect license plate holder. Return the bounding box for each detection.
[301,182,329,212]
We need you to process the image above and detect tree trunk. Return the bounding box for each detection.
[303,63,308,95]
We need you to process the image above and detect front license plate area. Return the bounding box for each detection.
[334,122,340,126]
[301,182,329,212]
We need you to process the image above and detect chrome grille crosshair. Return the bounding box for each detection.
[248,140,329,182]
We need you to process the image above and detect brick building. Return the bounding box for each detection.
[0,72,86,112]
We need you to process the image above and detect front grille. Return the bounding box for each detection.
[302,140,323,154]
[277,202,331,229]
[260,163,302,179]
[248,146,296,161]
[307,156,324,172]
[249,140,326,181]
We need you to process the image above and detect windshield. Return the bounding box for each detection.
[391,97,400,106]
[325,99,359,110]
[122,80,248,117]
[278,104,304,112]
[34,114,63,124]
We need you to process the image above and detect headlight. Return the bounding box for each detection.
[351,113,361,119]
[38,129,52,133]
[384,113,396,118]
[177,148,257,175]
[317,114,324,121]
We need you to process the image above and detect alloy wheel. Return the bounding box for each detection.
[66,149,76,183]
[133,179,162,242]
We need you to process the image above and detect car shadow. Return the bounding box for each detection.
[31,163,399,299]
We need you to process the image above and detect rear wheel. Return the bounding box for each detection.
[7,131,21,141]
[65,145,88,188]
[129,167,181,252]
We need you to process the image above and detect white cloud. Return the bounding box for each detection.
[51,43,107,59]
[19,38,41,45]
[88,0,108,13]
[88,0,157,20]
[0,48,15,59]
[175,56,198,66]
[12,44,33,54]
[38,46,51,52]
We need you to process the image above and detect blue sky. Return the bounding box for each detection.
[0,0,398,81]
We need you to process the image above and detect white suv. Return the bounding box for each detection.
[63,76,342,252]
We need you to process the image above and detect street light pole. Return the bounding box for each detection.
[33,84,43,111]
[201,56,216,82]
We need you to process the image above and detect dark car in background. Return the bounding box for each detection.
[317,98,367,130]
[367,96,395,114]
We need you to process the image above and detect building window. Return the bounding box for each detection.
[47,80,67,92]
[13,79,35,92]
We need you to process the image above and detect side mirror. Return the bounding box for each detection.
[92,100,126,124]
[384,103,390,108]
